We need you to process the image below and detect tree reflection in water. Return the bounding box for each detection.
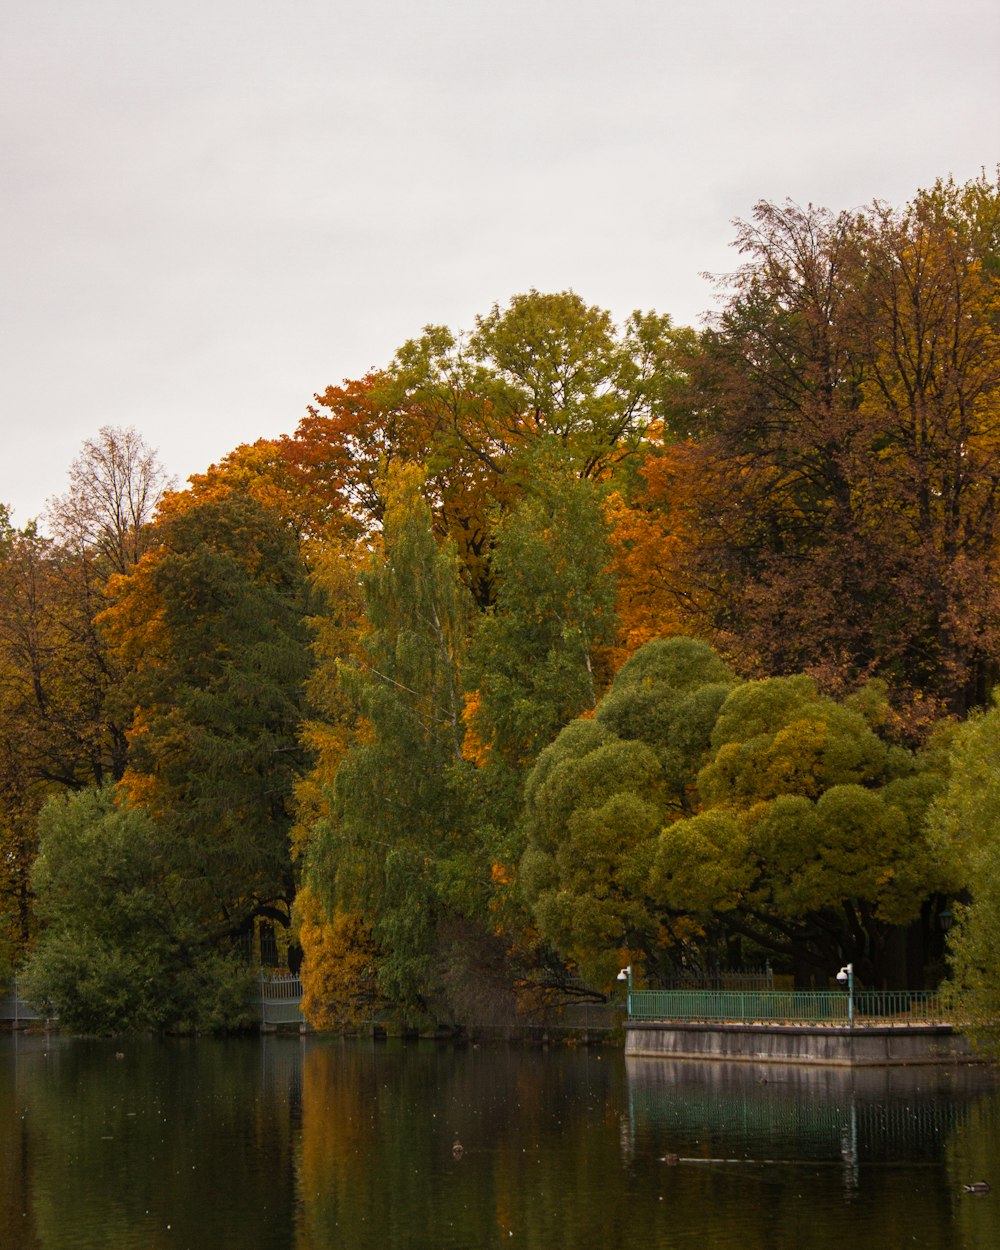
[2,1034,999,1249]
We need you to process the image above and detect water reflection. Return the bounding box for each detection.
[622,1058,992,1162]
[3,1032,1000,1250]
[622,1057,999,1235]
[294,1039,628,1250]
[2,1032,299,1250]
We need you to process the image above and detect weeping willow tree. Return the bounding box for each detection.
[307,464,481,1015]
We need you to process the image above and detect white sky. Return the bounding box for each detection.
[2,0,998,525]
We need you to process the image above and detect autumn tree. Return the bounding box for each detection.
[0,520,121,963]
[162,437,337,545]
[668,173,1000,729]
[0,428,171,801]
[605,441,712,663]
[296,885,380,1032]
[0,431,174,967]
[291,534,376,1024]
[47,425,172,577]
[290,292,689,607]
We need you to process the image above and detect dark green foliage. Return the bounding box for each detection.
[523,640,953,991]
[309,467,480,1014]
[521,638,735,986]
[468,468,618,767]
[595,637,736,810]
[651,676,954,986]
[928,703,1000,1054]
[112,494,313,942]
[22,787,256,1033]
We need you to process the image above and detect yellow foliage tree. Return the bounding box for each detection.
[297,886,379,1031]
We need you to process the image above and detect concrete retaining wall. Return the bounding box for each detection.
[625,1020,975,1066]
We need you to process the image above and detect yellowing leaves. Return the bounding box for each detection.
[297,886,379,1032]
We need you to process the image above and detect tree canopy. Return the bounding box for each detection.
[927,700,1000,1053]
[22,787,256,1033]
[7,174,1000,1031]
[522,642,955,991]
[100,493,313,951]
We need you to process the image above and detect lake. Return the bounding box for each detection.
[2,1032,999,1249]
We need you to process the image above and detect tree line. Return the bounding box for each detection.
[3,171,1000,1043]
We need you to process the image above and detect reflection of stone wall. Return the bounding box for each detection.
[626,1020,974,1065]
[625,1054,996,1103]
[624,1053,998,1163]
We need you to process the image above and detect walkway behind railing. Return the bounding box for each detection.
[0,976,47,1025]
[629,988,948,1026]
[4,973,304,1030]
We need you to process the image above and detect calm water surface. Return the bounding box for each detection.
[2,1033,999,1249]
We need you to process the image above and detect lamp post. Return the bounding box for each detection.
[617,964,633,1017]
[837,963,854,1027]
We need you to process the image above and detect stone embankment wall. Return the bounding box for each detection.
[625,1021,975,1066]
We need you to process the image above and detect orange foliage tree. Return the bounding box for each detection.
[296,886,379,1031]
[667,174,1000,731]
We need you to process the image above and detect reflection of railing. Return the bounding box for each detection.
[623,1058,989,1162]
[255,973,304,1027]
[629,988,948,1025]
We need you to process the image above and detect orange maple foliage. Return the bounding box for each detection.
[459,689,492,766]
[288,373,512,605]
[156,437,339,543]
[605,442,714,669]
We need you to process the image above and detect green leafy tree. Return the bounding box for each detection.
[22,787,256,1033]
[100,493,313,953]
[357,290,690,605]
[520,638,736,987]
[467,289,688,479]
[927,701,1000,1053]
[458,466,621,964]
[652,676,954,986]
[308,465,481,1015]
[522,642,951,991]
[468,467,618,770]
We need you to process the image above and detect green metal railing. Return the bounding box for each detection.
[628,988,948,1026]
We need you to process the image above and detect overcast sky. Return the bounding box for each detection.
[2,0,998,526]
